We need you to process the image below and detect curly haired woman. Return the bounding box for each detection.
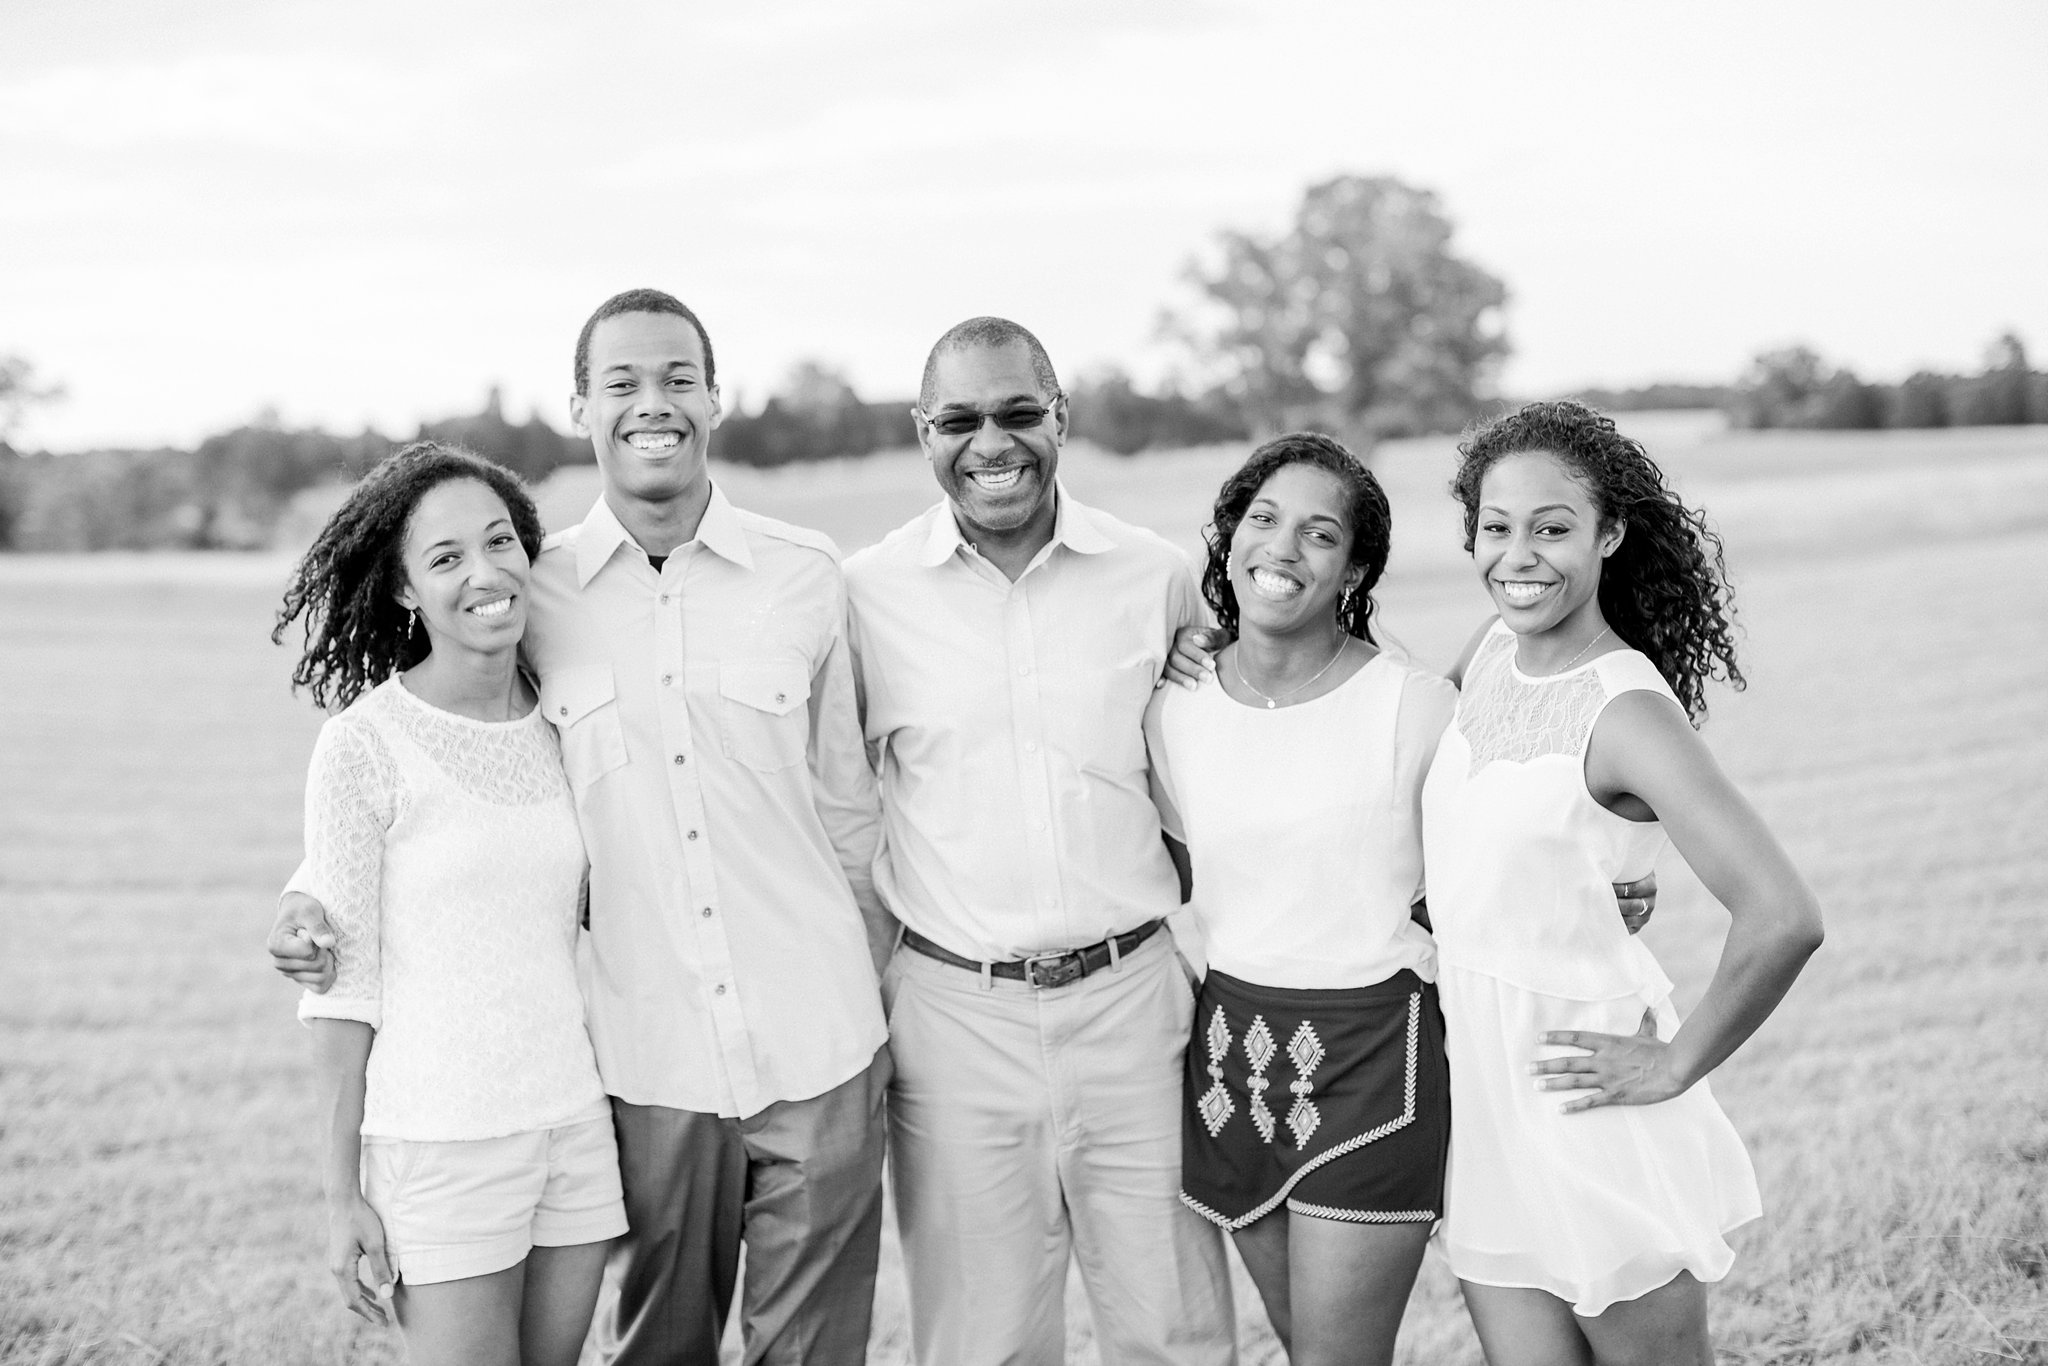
[273,442,624,1366]
[1423,401,1824,1365]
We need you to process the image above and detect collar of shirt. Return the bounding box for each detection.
[574,484,757,588]
[913,483,1116,570]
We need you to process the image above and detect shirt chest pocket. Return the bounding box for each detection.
[540,667,630,790]
[717,659,812,772]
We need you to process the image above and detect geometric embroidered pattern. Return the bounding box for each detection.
[1243,1015,1277,1145]
[1198,1005,1235,1137]
[1286,1021,1325,1148]
[1181,992,1424,1233]
[1283,1200,1436,1224]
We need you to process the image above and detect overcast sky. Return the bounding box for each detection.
[4,0,2044,450]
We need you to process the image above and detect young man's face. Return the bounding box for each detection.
[571,311,722,508]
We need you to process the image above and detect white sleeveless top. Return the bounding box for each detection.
[293,678,610,1141]
[1145,652,1454,989]
[1421,621,1676,1003]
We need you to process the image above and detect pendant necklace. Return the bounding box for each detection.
[1234,634,1349,710]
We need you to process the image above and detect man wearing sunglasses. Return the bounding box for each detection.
[844,317,1236,1366]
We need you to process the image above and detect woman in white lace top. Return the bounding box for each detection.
[273,442,623,1365]
[1422,403,1824,1364]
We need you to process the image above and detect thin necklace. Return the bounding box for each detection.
[1527,625,1610,677]
[1234,634,1349,710]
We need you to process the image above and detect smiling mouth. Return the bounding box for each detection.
[1494,579,1555,606]
[626,431,681,453]
[1246,567,1304,601]
[967,465,1027,492]
[467,597,515,619]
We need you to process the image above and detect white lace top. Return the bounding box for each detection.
[293,677,610,1141]
[1420,621,1677,1003]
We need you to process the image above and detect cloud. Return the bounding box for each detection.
[0,51,475,152]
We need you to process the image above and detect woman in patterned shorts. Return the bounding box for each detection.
[1144,432,1454,1366]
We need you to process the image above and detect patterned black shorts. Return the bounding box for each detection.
[1180,967,1450,1231]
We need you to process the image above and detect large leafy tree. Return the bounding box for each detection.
[0,355,63,439]
[1169,175,1509,441]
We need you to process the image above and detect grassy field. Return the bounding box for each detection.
[3,422,2045,1364]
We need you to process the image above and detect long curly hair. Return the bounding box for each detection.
[1202,431,1392,644]
[273,442,545,711]
[1450,400,1742,721]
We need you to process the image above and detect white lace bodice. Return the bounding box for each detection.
[1455,633,1611,772]
[293,678,609,1141]
[1420,623,1677,1002]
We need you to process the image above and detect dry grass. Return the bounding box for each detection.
[3,425,2045,1364]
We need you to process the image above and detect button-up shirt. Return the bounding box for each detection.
[523,488,887,1119]
[844,490,1200,962]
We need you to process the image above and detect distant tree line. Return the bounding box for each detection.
[1728,332,2047,430]
[0,387,590,552]
[6,172,2044,551]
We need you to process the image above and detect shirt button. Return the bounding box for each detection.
[660,594,671,606]
[1025,741,1039,753]
[557,705,568,717]
[714,983,727,995]
[673,754,686,766]
[661,673,673,686]
[1017,664,1031,676]
[701,906,713,918]
[774,692,787,704]
[687,830,699,841]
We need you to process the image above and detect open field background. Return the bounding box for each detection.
[3,422,2046,1364]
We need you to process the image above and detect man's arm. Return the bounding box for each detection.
[810,587,897,979]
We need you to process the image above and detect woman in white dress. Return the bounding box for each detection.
[1146,433,1456,1366]
[1422,401,1824,1364]
[272,442,626,1365]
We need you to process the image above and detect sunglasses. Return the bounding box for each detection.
[914,394,1062,439]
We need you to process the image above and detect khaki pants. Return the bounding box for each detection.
[882,932,1236,1366]
[595,1049,890,1366]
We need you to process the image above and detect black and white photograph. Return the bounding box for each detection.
[3,3,2044,1363]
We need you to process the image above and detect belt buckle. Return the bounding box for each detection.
[1024,950,1086,989]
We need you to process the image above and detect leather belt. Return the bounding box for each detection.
[901,919,1165,989]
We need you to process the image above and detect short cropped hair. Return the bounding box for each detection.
[919,316,1060,410]
[574,288,716,395]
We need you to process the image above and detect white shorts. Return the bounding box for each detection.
[362,1113,629,1285]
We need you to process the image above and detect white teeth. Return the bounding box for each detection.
[1247,568,1303,599]
[468,599,512,618]
[627,432,680,451]
[1498,581,1550,605]
[969,466,1024,491]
